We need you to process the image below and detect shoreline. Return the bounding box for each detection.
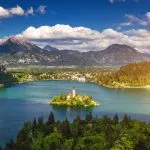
[100,83,150,89]
[88,81,150,89]
[2,77,150,90]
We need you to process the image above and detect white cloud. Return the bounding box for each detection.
[146,12,150,21]
[117,12,150,29]
[16,24,150,53]
[37,5,47,14]
[0,6,11,18]
[9,5,24,16]
[125,13,150,26]
[0,5,43,19]
[26,7,34,16]
[124,29,149,37]
[117,22,132,30]
[109,0,126,3]
[109,0,138,3]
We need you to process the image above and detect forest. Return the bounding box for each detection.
[95,62,150,87]
[0,66,17,87]
[3,112,150,150]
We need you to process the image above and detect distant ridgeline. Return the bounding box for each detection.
[0,65,17,87]
[97,62,150,88]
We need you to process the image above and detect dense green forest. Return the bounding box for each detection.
[3,112,150,150]
[96,62,150,87]
[0,66,17,87]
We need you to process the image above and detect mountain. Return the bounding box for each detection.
[0,36,41,54]
[0,37,60,66]
[43,45,59,51]
[85,44,150,66]
[0,37,150,66]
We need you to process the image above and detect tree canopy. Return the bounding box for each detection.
[4,112,150,150]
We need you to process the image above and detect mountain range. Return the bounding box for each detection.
[0,36,149,67]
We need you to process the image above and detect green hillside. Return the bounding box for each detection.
[97,62,150,87]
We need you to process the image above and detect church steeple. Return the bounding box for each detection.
[72,86,76,97]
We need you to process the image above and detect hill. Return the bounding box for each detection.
[96,62,150,87]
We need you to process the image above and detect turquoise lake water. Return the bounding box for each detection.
[0,80,150,146]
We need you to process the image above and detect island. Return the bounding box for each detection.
[50,87,99,107]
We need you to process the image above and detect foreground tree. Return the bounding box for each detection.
[4,112,150,150]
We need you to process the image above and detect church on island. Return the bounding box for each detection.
[50,86,99,107]
[67,86,76,100]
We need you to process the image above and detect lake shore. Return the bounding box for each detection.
[100,83,150,89]
[7,78,150,90]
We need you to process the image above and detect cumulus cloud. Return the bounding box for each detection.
[0,6,11,18]
[0,5,46,19]
[16,24,150,53]
[37,5,47,14]
[9,5,24,16]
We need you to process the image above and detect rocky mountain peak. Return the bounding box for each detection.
[105,44,137,53]
[5,36,32,46]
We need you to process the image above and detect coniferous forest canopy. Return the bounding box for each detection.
[3,112,150,150]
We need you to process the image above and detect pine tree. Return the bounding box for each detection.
[32,118,37,131]
[5,138,15,150]
[47,111,55,125]
[85,112,93,122]
[37,116,44,129]
[122,114,129,127]
[113,114,119,125]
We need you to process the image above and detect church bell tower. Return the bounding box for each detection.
[72,86,76,97]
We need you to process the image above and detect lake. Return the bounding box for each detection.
[0,80,150,146]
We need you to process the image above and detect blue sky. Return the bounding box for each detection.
[0,0,150,52]
[0,0,149,36]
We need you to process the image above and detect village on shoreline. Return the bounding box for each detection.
[1,62,150,89]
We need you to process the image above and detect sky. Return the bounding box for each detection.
[0,0,150,52]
